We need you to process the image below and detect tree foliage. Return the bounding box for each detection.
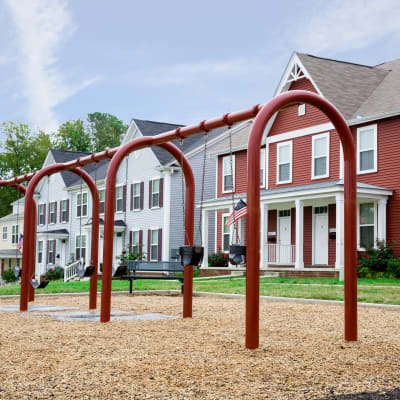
[54,119,91,152]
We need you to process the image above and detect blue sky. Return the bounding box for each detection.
[1,0,400,135]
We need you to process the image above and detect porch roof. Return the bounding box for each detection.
[0,249,22,259]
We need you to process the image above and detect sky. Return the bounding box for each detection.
[0,0,400,136]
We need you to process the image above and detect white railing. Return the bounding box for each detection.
[64,260,82,282]
[267,244,296,265]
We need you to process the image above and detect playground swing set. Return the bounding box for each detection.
[0,90,357,350]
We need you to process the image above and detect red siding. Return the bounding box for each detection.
[269,79,329,136]
[328,204,336,266]
[303,207,312,265]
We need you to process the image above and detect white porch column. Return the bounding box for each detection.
[377,199,387,243]
[295,199,304,268]
[335,193,345,269]
[201,209,209,268]
[260,204,268,268]
[162,171,171,261]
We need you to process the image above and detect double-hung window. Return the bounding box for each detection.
[11,225,18,245]
[76,235,86,261]
[60,200,68,223]
[312,133,329,179]
[359,203,375,249]
[151,180,160,208]
[277,141,292,184]
[48,240,55,264]
[116,186,123,212]
[150,230,158,261]
[39,204,45,225]
[99,189,105,214]
[49,202,56,224]
[37,241,43,263]
[260,148,266,187]
[222,214,230,253]
[132,231,140,254]
[2,226,7,240]
[222,155,235,192]
[77,192,88,217]
[357,125,377,174]
[133,183,141,210]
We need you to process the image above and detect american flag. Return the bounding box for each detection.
[226,199,247,227]
[17,234,23,251]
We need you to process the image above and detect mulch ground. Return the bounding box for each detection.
[0,293,399,399]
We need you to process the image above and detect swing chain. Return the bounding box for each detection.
[179,138,190,246]
[228,125,239,244]
[197,130,208,246]
[122,156,129,253]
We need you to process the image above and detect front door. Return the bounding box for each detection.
[314,210,328,265]
[278,216,291,263]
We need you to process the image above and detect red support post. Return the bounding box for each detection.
[246,90,357,349]
[100,138,195,322]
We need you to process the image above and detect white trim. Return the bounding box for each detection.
[260,147,266,188]
[162,172,171,261]
[221,154,235,193]
[276,141,292,185]
[357,124,377,174]
[215,157,218,197]
[298,104,306,116]
[311,132,330,180]
[267,122,334,144]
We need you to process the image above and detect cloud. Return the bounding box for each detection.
[295,0,400,54]
[5,0,99,132]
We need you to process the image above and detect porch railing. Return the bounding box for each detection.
[266,244,296,265]
[64,260,82,282]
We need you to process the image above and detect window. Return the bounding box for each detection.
[2,226,7,240]
[260,148,266,187]
[314,206,328,214]
[116,186,123,212]
[359,203,375,248]
[49,202,56,224]
[222,214,230,252]
[222,155,235,192]
[133,183,141,210]
[312,133,329,179]
[11,225,18,245]
[75,235,86,261]
[298,104,306,116]
[48,240,55,264]
[277,141,292,184]
[151,180,160,208]
[279,209,291,217]
[77,192,88,217]
[99,189,105,214]
[61,200,68,223]
[132,231,140,254]
[150,230,158,261]
[39,204,45,225]
[357,125,377,174]
[38,241,43,263]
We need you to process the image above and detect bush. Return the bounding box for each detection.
[357,241,394,273]
[387,258,400,278]
[2,269,18,283]
[117,251,146,265]
[208,252,228,267]
[46,266,64,281]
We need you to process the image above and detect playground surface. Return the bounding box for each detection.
[0,293,399,399]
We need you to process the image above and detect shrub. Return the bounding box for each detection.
[357,241,394,273]
[208,252,228,267]
[387,258,400,278]
[46,266,64,281]
[117,251,146,265]
[2,269,18,283]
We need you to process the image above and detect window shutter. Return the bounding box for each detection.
[149,181,152,208]
[46,240,49,265]
[159,178,164,208]
[59,201,62,221]
[147,229,151,260]
[43,204,46,225]
[139,230,143,256]
[158,228,162,261]
[123,185,127,212]
[53,240,56,264]
[140,182,144,210]
[66,199,70,222]
[129,231,133,253]
[54,202,57,224]
[48,203,50,223]
[37,206,40,226]
[130,184,133,211]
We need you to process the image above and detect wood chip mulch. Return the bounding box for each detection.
[0,293,399,399]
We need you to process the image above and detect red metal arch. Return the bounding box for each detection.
[246,90,357,349]
[19,165,100,311]
[100,137,195,323]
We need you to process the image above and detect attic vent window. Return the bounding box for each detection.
[298,104,306,116]
[287,62,305,84]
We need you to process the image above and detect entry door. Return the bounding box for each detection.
[314,213,328,265]
[279,216,291,263]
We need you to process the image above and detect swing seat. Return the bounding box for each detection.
[77,264,95,278]
[229,244,246,265]
[112,265,127,277]
[30,275,49,289]
[179,246,204,267]
[13,267,21,278]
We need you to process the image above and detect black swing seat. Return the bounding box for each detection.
[77,264,95,278]
[112,264,127,277]
[179,245,204,267]
[13,267,21,278]
[30,276,49,289]
[229,244,246,265]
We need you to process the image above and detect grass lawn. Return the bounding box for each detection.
[1,275,400,304]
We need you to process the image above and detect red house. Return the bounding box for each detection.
[201,52,400,277]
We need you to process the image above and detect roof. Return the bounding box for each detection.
[133,119,227,165]
[0,212,24,222]
[295,53,390,120]
[0,249,21,258]
[210,121,253,155]
[39,229,69,235]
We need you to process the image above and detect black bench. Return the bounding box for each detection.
[121,260,185,294]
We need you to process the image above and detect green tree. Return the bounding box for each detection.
[87,112,127,152]
[54,119,91,152]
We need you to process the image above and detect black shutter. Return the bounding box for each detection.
[147,230,151,260]
[149,181,152,208]
[130,184,133,211]
[158,228,162,261]
[140,182,144,210]
[123,185,127,212]
[159,178,164,208]
[66,199,70,222]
